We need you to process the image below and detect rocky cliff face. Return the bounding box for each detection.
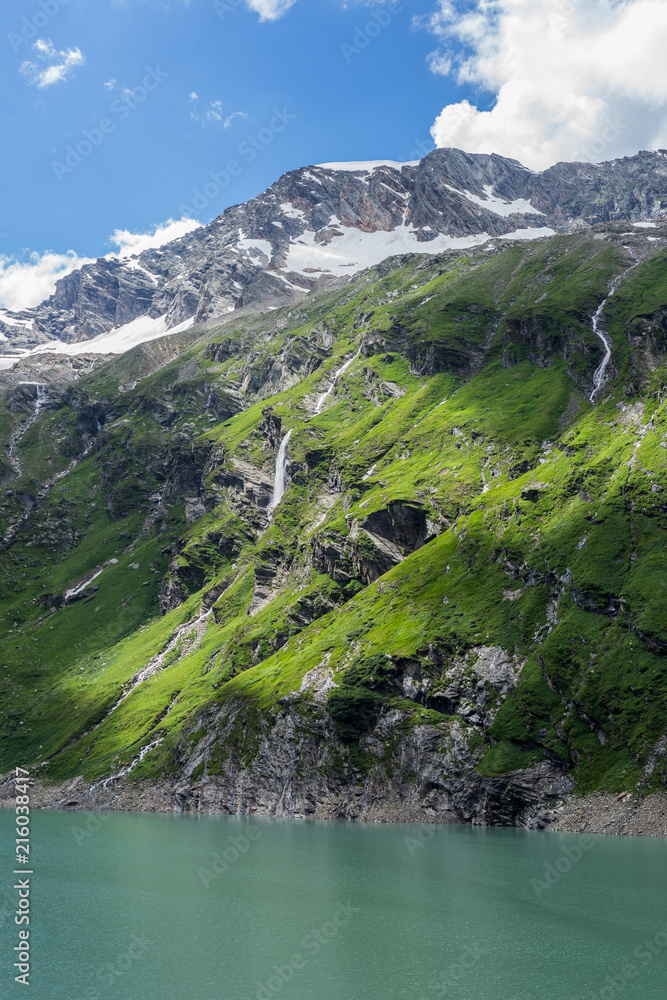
[2,148,666,355]
[3,693,574,830]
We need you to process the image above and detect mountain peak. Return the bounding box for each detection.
[1,147,665,366]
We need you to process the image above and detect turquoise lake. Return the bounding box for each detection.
[1,810,666,999]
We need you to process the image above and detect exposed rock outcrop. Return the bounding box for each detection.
[0,703,573,830]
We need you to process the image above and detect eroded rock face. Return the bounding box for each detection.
[429,646,525,726]
[358,501,429,555]
[310,503,432,588]
[447,762,574,827]
[213,459,274,525]
[159,574,188,615]
[311,533,355,584]
[625,306,667,388]
[249,552,282,615]
[7,701,572,829]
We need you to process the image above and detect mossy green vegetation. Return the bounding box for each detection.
[1,231,666,809]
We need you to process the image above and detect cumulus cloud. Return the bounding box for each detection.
[230,0,394,21]
[20,38,85,88]
[0,251,95,312]
[108,218,202,258]
[426,0,667,169]
[0,219,202,312]
[245,0,298,20]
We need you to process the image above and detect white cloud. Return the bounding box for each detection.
[103,78,117,91]
[224,0,395,21]
[0,219,202,312]
[245,0,298,20]
[427,0,667,169]
[0,251,95,312]
[189,95,248,127]
[108,217,202,258]
[20,38,85,88]
[249,0,396,15]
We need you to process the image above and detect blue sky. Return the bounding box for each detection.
[0,0,665,311]
[0,0,470,263]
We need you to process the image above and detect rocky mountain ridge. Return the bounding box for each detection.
[2,147,666,357]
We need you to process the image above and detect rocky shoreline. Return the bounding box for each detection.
[2,771,665,838]
[547,790,667,838]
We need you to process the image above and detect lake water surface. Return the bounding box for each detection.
[1,810,666,999]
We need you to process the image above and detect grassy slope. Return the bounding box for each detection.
[1,232,666,799]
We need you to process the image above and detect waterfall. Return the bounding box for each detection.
[8,383,48,474]
[64,567,106,602]
[589,252,642,403]
[34,383,48,416]
[315,348,361,414]
[271,429,293,508]
[589,297,613,402]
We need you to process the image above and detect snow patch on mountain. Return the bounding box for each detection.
[279,203,308,222]
[451,184,545,218]
[282,221,554,275]
[0,311,32,330]
[500,227,556,240]
[237,237,273,262]
[121,260,159,283]
[46,313,196,356]
[0,314,196,370]
[316,160,419,172]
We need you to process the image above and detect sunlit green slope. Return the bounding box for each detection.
[1,227,666,813]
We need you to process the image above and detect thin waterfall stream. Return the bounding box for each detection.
[268,349,360,514]
[270,428,292,509]
[589,251,642,402]
[268,348,361,514]
[315,348,361,413]
[8,383,48,475]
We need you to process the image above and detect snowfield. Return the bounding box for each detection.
[0,315,196,370]
[450,184,546,218]
[281,220,555,276]
[316,160,420,172]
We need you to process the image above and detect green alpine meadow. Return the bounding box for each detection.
[1,222,666,829]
